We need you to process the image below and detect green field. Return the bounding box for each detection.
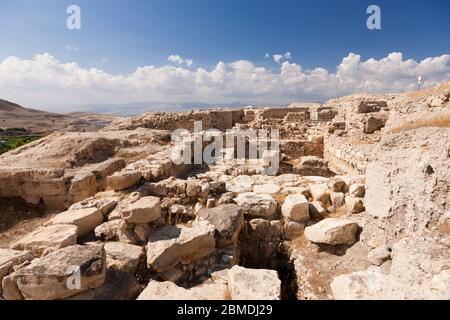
[0,136,40,155]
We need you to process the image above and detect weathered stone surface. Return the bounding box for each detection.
[281,194,309,222]
[345,196,365,213]
[367,245,391,266]
[3,244,106,300]
[309,184,330,205]
[95,219,136,243]
[330,192,345,209]
[147,220,215,272]
[331,239,450,300]
[364,127,450,240]
[137,276,228,300]
[106,170,142,191]
[120,196,161,224]
[328,178,347,193]
[67,270,141,300]
[46,207,104,238]
[293,156,330,177]
[11,224,78,254]
[197,204,244,247]
[309,200,327,219]
[104,242,144,274]
[228,266,281,300]
[304,218,359,245]
[234,192,277,218]
[284,221,305,240]
[226,175,254,193]
[0,249,34,296]
[349,183,365,197]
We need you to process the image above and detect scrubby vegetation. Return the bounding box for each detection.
[0,136,39,155]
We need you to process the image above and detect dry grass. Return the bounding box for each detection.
[390,113,450,133]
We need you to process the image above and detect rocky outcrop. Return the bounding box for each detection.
[2,244,106,300]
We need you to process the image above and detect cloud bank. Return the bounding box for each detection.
[0,52,449,112]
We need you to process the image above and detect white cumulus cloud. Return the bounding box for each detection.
[0,52,449,112]
[168,54,193,67]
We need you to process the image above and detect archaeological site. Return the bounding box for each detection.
[0,83,448,301]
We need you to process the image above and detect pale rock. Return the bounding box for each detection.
[281,194,309,222]
[234,192,277,218]
[197,204,244,247]
[46,207,104,238]
[304,218,359,245]
[309,201,327,219]
[330,192,345,209]
[106,170,142,191]
[367,245,391,266]
[328,178,347,193]
[309,184,330,205]
[349,183,365,197]
[3,244,106,300]
[284,221,305,240]
[11,224,78,255]
[120,196,161,224]
[104,242,144,274]
[146,220,215,272]
[345,196,365,213]
[95,219,136,244]
[228,266,281,300]
[226,175,254,193]
[0,249,34,296]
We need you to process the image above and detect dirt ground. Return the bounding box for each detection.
[0,197,55,248]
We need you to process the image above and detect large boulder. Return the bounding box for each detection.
[304,218,359,245]
[197,204,244,247]
[281,194,309,222]
[120,196,161,224]
[227,266,281,300]
[46,207,104,238]
[104,242,144,274]
[234,192,277,218]
[11,224,78,255]
[2,244,106,300]
[146,220,215,272]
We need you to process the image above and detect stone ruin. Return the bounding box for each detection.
[0,84,449,300]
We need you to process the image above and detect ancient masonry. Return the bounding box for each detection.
[0,84,449,300]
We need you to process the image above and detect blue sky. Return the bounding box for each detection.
[0,0,449,112]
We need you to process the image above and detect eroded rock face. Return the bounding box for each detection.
[365,127,450,241]
[234,192,277,219]
[197,204,244,248]
[11,224,78,255]
[146,220,216,273]
[228,266,281,300]
[2,244,106,300]
[120,196,161,224]
[0,249,34,296]
[104,242,144,274]
[282,194,309,222]
[331,238,450,300]
[46,207,104,238]
[304,218,359,245]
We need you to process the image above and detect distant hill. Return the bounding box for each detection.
[0,99,119,133]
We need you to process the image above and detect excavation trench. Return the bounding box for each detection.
[238,220,298,300]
